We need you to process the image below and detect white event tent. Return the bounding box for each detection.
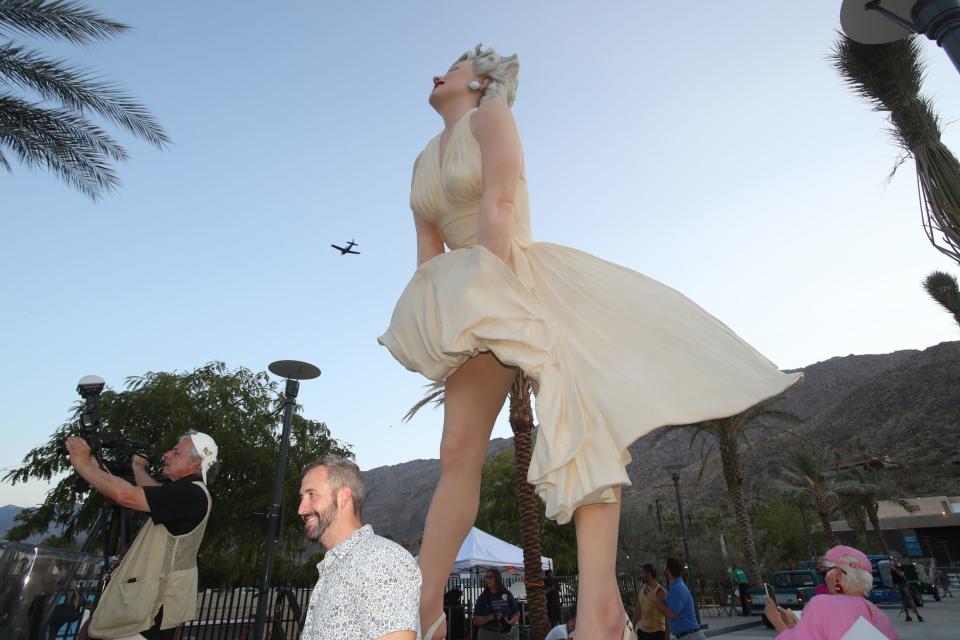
[451,527,553,572]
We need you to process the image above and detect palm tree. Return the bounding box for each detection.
[832,34,960,267]
[658,397,800,587]
[837,476,869,548]
[508,373,549,640]
[0,1,169,199]
[840,466,895,555]
[776,447,870,549]
[923,271,960,327]
[406,372,550,640]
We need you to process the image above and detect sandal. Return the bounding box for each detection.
[423,613,446,640]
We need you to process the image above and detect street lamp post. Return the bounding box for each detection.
[252,360,321,640]
[841,0,960,74]
[664,465,701,626]
[655,497,663,533]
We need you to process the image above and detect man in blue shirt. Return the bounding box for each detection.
[646,558,704,639]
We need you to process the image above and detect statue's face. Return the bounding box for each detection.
[429,58,486,107]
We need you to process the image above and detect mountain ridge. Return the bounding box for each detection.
[359,341,960,543]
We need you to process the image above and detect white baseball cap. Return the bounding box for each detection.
[188,432,218,483]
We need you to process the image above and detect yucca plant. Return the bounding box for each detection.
[923,270,960,326]
[832,34,960,266]
[0,0,169,199]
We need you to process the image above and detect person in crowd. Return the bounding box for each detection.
[545,569,563,627]
[544,612,575,640]
[937,569,953,597]
[646,558,703,640]
[765,545,898,639]
[298,457,421,640]
[472,569,521,639]
[67,431,218,640]
[729,566,750,616]
[890,559,922,622]
[632,563,667,640]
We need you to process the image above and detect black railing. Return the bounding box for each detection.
[179,587,311,640]
[58,564,929,639]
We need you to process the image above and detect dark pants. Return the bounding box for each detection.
[637,628,666,640]
[896,584,915,610]
[738,583,750,616]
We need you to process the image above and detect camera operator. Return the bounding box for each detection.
[66,430,219,640]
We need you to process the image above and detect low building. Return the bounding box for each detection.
[831,495,960,565]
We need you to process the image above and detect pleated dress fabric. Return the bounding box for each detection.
[379,109,801,524]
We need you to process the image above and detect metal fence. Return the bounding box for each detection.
[53,565,960,639]
[43,572,649,640]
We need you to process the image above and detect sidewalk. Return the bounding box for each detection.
[698,611,764,637]
[878,595,960,640]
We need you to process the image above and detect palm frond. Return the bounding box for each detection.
[403,381,445,422]
[695,440,716,482]
[0,44,169,147]
[833,479,879,497]
[0,1,128,45]
[774,471,809,492]
[0,93,124,198]
[744,408,801,425]
[653,422,709,442]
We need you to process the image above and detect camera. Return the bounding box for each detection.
[57,375,107,456]
[59,375,150,482]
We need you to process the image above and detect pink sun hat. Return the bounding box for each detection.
[822,545,870,571]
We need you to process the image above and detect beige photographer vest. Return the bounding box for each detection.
[88,481,211,639]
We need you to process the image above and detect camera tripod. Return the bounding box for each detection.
[33,479,138,640]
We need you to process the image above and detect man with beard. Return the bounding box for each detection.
[298,457,420,640]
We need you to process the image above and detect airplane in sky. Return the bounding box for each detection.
[331,239,360,255]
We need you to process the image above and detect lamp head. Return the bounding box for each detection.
[664,464,684,483]
[76,375,105,398]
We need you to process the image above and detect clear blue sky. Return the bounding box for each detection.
[3,2,959,507]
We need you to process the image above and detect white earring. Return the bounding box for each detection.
[467,80,482,91]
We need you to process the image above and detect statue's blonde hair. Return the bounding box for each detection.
[455,43,519,107]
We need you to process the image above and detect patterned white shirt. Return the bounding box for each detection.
[301,524,421,640]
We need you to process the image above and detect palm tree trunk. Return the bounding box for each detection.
[719,436,762,587]
[816,502,837,548]
[866,502,889,555]
[509,373,549,640]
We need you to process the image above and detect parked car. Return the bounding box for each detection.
[747,569,822,628]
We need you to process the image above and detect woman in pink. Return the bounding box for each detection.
[765,545,897,639]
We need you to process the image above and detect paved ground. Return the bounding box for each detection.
[713,594,960,638]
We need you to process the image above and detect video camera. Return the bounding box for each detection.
[58,375,150,482]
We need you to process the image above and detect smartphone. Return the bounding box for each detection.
[764,583,778,606]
